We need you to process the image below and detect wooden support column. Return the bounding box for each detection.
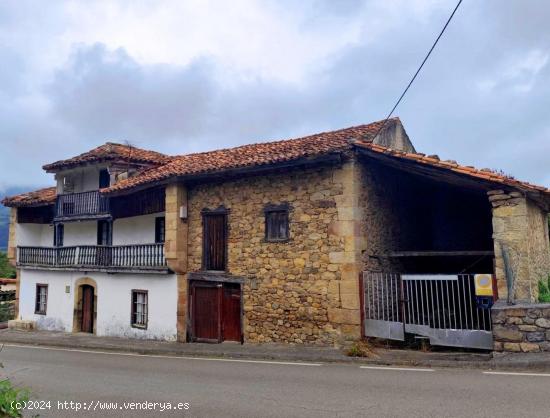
[165,183,189,342]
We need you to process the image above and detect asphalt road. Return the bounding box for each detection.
[1,344,549,418]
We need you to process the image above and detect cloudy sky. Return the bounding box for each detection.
[0,0,549,192]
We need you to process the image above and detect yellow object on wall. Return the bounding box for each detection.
[474,274,493,296]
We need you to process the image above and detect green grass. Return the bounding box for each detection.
[538,275,550,303]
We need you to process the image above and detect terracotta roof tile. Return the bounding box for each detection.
[43,142,169,172]
[104,120,395,194]
[2,187,56,207]
[354,141,550,197]
[6,118,549,206]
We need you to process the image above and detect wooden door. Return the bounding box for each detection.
[81,285,94,333]
[192,282,222,342]
[222,283,242,342]
[203,214,227,271]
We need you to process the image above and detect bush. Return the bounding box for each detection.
[0,253,15,279]
[539,275,550,303]
[0,379,29,418]
[0,303,15,322]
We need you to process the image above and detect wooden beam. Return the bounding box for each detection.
[387,250,494,257]
[355,148,512,192]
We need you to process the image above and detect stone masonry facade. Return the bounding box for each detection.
[184,157,363,345]
[489,190,550,302]
[492,303,550,353]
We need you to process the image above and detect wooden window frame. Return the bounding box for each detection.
[35,284,48,315]
[155,216,166,244]
[201,206,229,272]
[264,203,290,242]
[97,220,112,246]
[130,289,148,329]
[53,223,64,247]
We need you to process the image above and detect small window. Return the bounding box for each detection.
[97,220,112,246]
[54,224,64,247]
[131,290,148,328]
[155,217,165,244]
[264,204,289,242]
[35,284,48,315]
[99,169,110,188]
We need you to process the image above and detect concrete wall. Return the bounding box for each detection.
[18,269,177,340]
[112,213,164,245]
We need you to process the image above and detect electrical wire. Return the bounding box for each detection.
[372,0,463,141]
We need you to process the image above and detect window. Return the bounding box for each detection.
[99,169,110,188]
[202,209,228,271]
[97,220,112,246]
[155,217,165,244]
[35,284,48,315]
[131,290,148,328]
[53,224,64,247]
[264,204,290,241]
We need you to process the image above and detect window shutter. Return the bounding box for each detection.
[264,206,289,241]
[155,217,165,244]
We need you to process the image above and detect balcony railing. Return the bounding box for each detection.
[55,190,110,220]
[17,244,167,271]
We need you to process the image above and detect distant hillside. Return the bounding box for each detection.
[0,186,41,251]
[0,207,8,252]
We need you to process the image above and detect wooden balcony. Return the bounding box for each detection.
[17,244,168,273]
[54,190,110,221]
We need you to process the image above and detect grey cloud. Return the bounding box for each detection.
[0,0,549,190]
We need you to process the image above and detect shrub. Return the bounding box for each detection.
[0,252,15,279]
[538,275,550,303]
[346,340,378,358]
[0,302,15,322]
[0,379,29,418]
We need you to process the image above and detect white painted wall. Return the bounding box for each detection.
[18,269,178,340]
[16,213,164,249]
[16,223,54,247]
[56,165,107,194]
[113,213,164,245]
[63,221,97,246]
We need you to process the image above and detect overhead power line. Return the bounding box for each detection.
[372,0,463,141]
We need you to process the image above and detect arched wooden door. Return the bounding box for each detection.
[81,285,94,333]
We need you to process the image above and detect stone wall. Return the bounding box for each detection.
[359,161,402,273]
[186,159,362,345]
[492,303,550,353]
[490,190,550,302]
[164,184,189,342]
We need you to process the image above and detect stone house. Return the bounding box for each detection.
[2,118,550,346]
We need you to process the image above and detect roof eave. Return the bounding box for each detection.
[354,145,550,209]
[103,152,346,197]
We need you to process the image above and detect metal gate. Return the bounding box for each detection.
[362,272,493,349]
